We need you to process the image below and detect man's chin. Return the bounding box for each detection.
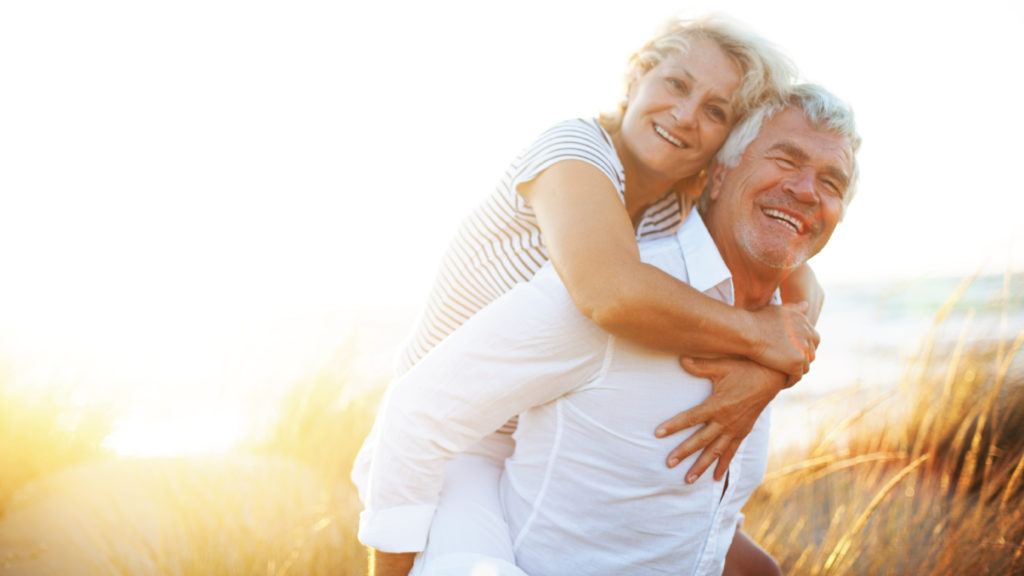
[749,247,813,271]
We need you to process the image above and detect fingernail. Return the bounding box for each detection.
[655,428,666,437]
[668,458,679,467]
[686,474,697,484]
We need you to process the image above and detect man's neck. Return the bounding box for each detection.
[709,230,788,310]
[730,267,787,311]
[699,207,790,310]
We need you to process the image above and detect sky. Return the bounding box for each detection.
[2,0,1022,453]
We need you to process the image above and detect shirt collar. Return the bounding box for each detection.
[674,211,733,299]
[674,211,783,306]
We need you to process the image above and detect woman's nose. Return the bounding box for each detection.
[670,98,699,128]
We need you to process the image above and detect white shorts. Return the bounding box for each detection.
[411,433,528,576]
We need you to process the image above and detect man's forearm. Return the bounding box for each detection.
[370,549,416,576]
[779,261,823,325]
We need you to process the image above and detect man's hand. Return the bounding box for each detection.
[749,302,817,385]
[655,357,787,483]
[370,550,416,576]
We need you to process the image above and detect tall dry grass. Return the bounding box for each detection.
[1,275,1021,575]
[0,375,113,519]
[0,349,384,576]
[744,275,1024,575]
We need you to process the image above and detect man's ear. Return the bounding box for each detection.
[708,160,727,200]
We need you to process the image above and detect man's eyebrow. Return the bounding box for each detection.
[768,141,851,186]
[822,165,851,187]
[767,142,809,162]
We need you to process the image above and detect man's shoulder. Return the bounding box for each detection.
[637,234,689,283]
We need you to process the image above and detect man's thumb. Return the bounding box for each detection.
[680,357,715,377]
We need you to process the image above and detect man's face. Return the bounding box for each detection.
[707,107,853,271]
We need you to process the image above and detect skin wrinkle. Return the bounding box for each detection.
[766,141,851,191]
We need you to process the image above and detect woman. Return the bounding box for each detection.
[359,14,804,576]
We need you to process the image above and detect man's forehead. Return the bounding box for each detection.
[755,108,854,174]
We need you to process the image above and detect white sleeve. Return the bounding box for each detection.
[356,269,611,552]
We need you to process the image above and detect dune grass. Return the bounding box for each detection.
[0,376,114,519]
[0,351,381,576]
[0,275,1021,575]
[744,277,1024,575]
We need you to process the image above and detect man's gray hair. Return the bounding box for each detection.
[712,83,861,210]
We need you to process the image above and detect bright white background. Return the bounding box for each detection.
[2,0,1022,453]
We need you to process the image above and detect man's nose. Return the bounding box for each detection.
[784,169,818,203]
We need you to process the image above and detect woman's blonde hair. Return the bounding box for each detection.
[599,14,797,134]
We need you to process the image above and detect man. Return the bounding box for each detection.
[355,83,860,575]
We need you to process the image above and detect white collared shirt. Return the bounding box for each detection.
[357,213,775,575]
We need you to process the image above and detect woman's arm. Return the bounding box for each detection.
[519,160,819,480]
[519,160,819,376]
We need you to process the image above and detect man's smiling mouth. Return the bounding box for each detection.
[654,124,686,148]
[763,208,805,233]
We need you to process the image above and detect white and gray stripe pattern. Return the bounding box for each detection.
[397,118,684,387]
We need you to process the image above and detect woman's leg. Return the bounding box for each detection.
[722,528,782,576]
[411,432,527,576]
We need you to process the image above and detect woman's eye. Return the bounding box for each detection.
[706,106,726,122]
[666,78,688,92]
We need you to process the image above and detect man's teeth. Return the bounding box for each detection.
[764,208,802,233]
[654,125,684,148]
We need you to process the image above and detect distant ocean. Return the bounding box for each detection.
[771,272,1024,450]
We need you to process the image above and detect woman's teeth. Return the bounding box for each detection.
[654,125,684,148]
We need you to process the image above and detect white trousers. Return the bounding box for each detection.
[410,432,528,576]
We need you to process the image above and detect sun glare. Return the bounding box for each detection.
[103,408,247,457]
[2,0,1022,465]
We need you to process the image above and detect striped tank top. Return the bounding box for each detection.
[397,118,686,375]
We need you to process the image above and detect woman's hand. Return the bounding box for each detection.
[655,357,787,482]
[748,301,818,384]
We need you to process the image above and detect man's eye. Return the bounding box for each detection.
[821,179,844,197]
[772,157,796,169]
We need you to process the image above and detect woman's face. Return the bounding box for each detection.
[618,37,743,185]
